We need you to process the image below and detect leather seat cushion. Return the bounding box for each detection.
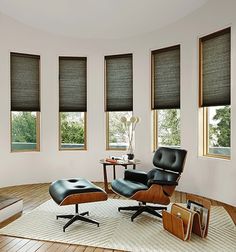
[49,178,106,205]
[111,178,148,198]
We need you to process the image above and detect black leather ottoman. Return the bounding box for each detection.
[49,178,108,232]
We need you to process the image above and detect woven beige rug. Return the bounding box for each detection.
[0,199,236,251]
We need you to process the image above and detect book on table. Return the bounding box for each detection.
[105,157,127,164]
[105,158,118,164]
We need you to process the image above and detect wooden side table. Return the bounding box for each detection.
[100,159,141,193]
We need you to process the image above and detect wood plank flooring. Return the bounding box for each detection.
[0,182,235,251]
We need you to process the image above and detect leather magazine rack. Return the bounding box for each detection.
[163,195,211,241]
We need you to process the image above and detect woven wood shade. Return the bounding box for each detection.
[200,28,231,107]
[11,53,40,111]
[59,57,87,112]
[152,45,180,110]
[105,54,133,111]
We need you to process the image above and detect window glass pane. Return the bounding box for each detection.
[157,109,180,148]
[60,112,85,149]
[207,106,230,157]
[11,112,38,151]
[108,111,132,149]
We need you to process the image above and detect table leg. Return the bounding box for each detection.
[113,165,116,179]
[103,164,109,193]
[133,164,136,170]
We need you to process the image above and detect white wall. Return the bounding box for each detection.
[0,0,235,206]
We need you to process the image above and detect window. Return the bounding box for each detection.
[11,112,39,151]
[59,57,87,150]
[154,109,180,149]
[107,111,132,150]
[152,45,181,150]
[60,112,86,149]
[199,28,231,158]
[204,106,230,157]
[10,53,40,152]
[105,54,133,150]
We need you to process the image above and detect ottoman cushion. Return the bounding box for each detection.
[49,178,107,205]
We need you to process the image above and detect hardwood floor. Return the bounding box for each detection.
[0,182,235,251]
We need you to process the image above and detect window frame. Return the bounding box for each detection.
[153,110,158,151]
[104,53,133,151]
[10,52,41,153]
[58,56,87,151]
[199,28,231,159]
[151,45,181,152]
[59,112,87,151]
[10,111,40,152]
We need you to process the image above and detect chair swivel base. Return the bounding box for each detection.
[118,205,167,222]
[57,204,99,232]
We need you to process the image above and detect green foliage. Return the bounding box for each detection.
[12,112,36,143]
[209,106,230,147]
[10,107,231,151]
[158,109,180,147]
[60,112,84,144]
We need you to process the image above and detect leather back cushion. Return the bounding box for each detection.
[153,147,187,173]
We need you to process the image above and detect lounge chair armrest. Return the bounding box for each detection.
[147,179,178,186]
[124,169,148,184]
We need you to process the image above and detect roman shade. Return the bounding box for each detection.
[200,28,231,107]
[11,53,40,111]
[59,57,87,112]
[152,45,180,110]
[105,54,133,111]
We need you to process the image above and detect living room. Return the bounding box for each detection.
[0,0,235,251]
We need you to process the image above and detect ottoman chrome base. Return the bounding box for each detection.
[56,204,99,232]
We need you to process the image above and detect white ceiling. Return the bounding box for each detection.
[0,0,208,39]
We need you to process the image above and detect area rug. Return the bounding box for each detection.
[0,199,236,252]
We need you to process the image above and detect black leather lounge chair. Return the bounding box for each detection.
[111,147,187,221]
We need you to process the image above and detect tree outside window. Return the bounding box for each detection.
[60,112,85,149]
[208,106,230,157]
[157,109,180,148]
[11,112,38,151]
